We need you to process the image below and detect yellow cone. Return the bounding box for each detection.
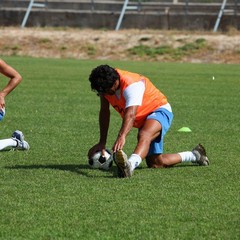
[178,127,192,132]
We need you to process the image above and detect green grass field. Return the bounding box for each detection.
[0,56,239,239]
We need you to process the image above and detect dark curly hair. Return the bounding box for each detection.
[89,65,120,94]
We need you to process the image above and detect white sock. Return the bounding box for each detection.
[178,151,196,162]
[128,154,142,171]
[0,138,17,151]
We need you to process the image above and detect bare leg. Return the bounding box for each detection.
[146,153,182,168]
[133,119,162,158]
[132,119,182,168]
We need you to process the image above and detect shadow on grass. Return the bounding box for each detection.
[5,164,116,178]
[167,164,199,168]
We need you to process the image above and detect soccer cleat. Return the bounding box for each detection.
[192,144,209,166]
[12,130,30,150]
[113,150,133,178]
[12,130,24,142]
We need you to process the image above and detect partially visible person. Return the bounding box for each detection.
[0,59,29,151]
[88,65,209,178]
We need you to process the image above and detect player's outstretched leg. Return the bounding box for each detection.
[12,130,30,150]
[192,144,209,166]
[113,150,133,178]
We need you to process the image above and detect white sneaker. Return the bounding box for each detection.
[113,150,133,178]
[12,130,30,150]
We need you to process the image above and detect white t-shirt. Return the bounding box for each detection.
[118,80,172,112]
[123,80,145,108]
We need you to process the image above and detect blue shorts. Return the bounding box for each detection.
[146,107,173,155]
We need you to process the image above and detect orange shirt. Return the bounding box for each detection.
[104,69,168,128]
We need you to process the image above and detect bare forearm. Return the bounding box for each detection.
[99,107,110,145]
[0,76,22,97]
[113,106,138,152]
[0,60,22,97]
[118,109,135,138]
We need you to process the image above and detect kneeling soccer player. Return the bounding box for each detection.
[88,65,209,178]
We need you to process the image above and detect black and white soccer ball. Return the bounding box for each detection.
[88,149,113,170]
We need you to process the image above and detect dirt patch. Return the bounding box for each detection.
[1,27,240,64]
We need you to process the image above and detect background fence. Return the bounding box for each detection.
[0,0,239,31]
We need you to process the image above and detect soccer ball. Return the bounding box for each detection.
[88,149,113,170]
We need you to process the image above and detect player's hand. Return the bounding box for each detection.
[88,143,105,159]
[0,92,5,109]
[112,135,126,152]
